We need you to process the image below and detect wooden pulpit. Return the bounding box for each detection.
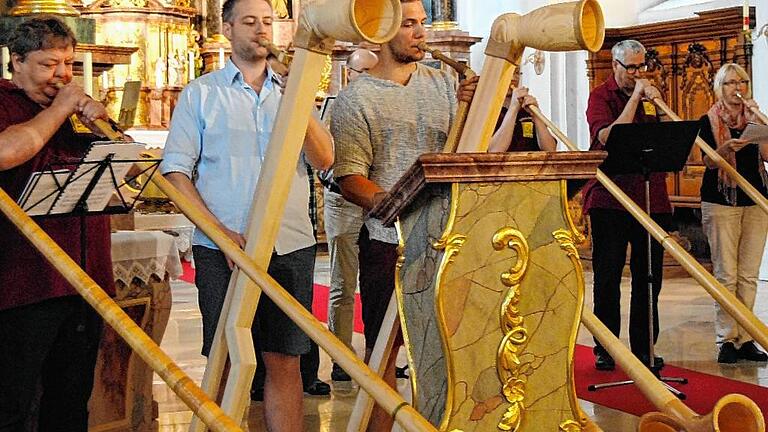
[370,151,605,431]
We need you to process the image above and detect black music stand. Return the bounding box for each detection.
[18,142,161,267]
[587,120,700,399]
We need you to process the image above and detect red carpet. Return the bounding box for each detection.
[574,344,768,417]
[180,260,365,333]
[181,261,768,417]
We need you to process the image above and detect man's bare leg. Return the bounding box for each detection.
[364,347,398,432]
[263,352,304,432]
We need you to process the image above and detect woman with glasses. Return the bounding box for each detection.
[699,62,768,364]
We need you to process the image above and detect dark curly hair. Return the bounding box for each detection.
[6,16,77,73]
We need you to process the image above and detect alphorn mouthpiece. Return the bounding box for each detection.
[418,42,475,78]
[258,38,293,67]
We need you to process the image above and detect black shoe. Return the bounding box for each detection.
[396,365,409,379]
[718,342,738,364]
[303,379,331,396]
[594,351,615,371]
[636,354,665,369]
[250,387,263,401]
[331,363,352,382]
[738,341,768,362]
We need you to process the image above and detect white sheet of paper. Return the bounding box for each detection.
[740,122,768,144]
[18,169,71,216]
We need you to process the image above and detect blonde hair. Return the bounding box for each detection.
[713,63,751,100]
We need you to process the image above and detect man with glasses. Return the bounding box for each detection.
[584,39,673,372]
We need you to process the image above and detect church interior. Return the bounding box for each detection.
[2,0,768,431]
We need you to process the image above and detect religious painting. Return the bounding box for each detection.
[271,0,291,19]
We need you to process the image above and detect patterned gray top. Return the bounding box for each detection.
[331,63,457,243]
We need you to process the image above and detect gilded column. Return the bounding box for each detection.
[205,0,222,37]
[430,0,457,30]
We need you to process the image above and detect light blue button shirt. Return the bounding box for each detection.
[160,59,315,254]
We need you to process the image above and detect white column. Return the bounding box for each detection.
[83,51,93,96]
[1,47,10,79]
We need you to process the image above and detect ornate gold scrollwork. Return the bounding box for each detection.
[559,419,583,432]
[492,228,529,431]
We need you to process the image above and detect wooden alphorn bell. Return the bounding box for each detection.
[736,92,768,125]
[417,42,476,153]
[192,0,407,428]
[652,98,768,216]
[455,0,605,153]
[582,310,764,432]
[524,105,767,432]
[0,119,241,431]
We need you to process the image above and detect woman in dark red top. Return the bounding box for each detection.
[0,17,114,431]
[698,63,768,364]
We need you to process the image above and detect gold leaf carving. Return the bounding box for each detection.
[492,228,529,431]
[559,420,583,432]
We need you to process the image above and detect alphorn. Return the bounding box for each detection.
[193,0,404,428]
[257,38,293,68]
[582,310,764,432]
[455,0,605,153]
[133,162,438,432]
[737,92,768,125]
[525,104,767,431]
[417,42,476,153]
[652,98,768,216]
[0,161,240,431]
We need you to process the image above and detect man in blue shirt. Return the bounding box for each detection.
[160,0,333,429]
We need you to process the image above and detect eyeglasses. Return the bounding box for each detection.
[723,79,749,88]
[615,59,648,74]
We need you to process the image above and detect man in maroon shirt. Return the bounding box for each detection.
[0,17,115,431]
[584,39,673,371]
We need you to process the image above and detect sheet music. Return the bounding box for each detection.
[51,141,145,214]
[18,169,71,216]
[740,122,768,144]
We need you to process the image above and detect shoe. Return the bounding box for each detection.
[396,365,409,379]
[331,363,352,382]
[250,387,263,401]
[303,379,331,396]
[594,351,615,371]
[738,341,768,362]
[636,354,665,369]
[718,342,738,364]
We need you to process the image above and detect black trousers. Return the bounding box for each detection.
[0,296,102,432]
[590,208,672,359]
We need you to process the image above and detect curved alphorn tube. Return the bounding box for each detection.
[0,187,242,432]
[525,104,767,431]
[736,92,768,126]
[455,0,604,153]
[417,42,476,153]
[135,165,438,432]
[582,310,765,432]
[652,98,768,216]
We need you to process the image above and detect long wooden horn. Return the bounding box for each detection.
[652,98,768,216]
[525,104,766,431]
[455,0,604,153]
[737,92,768,125]
[192,0,404,428]
[137,165,438,432]
[257,38,293,68]
[417,42,476,153]
[0,187,242,432]
[582,310,765,432]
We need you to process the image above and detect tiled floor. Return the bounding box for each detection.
[155,254,768,431]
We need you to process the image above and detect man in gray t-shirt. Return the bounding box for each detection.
[330,1,476,429]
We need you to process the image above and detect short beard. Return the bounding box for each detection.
[233,44,264,63]
[390,44,423,65]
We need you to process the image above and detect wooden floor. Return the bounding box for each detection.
[155,254,768,431]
